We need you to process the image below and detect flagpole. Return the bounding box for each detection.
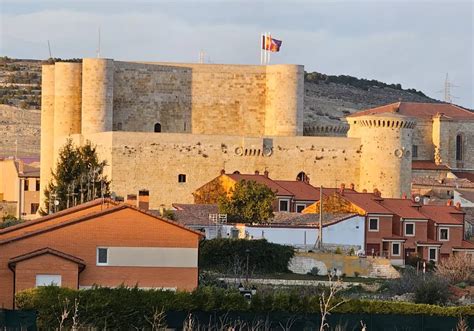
[263,32,267,65]
[260,33,263,65]
[267,32,271,64]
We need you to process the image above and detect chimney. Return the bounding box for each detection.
[138,190,150,210]
[350,183,355,191]
[17,159,24,175]
[255,170,260,175]
[339,183,345,195]
[446,199,453,206]
[220,169,225,175]
[455,202,461,210]
[126,194,137,206]
[263,170,269,178]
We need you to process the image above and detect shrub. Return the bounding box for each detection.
[354,271,360,278]
[199,239,294,274]
[335,247,342,254]
[436,255,473,284]
[309,266,320,276]
[414,276,450,305]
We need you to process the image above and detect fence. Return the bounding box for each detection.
[0,309,37,330]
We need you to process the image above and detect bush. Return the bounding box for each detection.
[335,247,342,254]
[199,239,294,274]
[309,266,320,276]
[436,255,473,284]
[414,277,450,305]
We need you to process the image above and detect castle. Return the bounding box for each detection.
[40,58,474,209]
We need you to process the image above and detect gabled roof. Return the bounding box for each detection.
[452,240,474,250]
[412,160,450,171]
[347,102,474,120]
[341,192,393,215]
[378,199,427,219]
[226,174,293,196]
[0,198,119,236]
[456,189,474,203]
[0,203,203,245]
[168,204,219,226]
[8,247,86,270]
[453,172,474,182]
[273,180,320,201]
[418,205,464,225]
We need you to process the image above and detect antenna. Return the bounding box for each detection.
[97,27,101,58]
[198,50,205,64]
[47,40,52,59]
[437,73,459,103]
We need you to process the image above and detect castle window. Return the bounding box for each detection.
[24,179,29,191]
[117,122,122,131]
[178,174,187,183]
[456,134,463,161]
[412,145,418,158]
[36,179,40,191]
[154,123,162,133]
[233,171,240,174]
[296,171,307,182]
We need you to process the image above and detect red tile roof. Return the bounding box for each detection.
[412,160,450,171]
[347,102,474,120]
[274,180,320,201]
[341,192,393,215]
[226,174,293,196]
[378,199,427,219]
[453,172,474,182]
[452,240,474,250]
[8,247,86,270]
[418,205,464,225]
[416,239,443,246]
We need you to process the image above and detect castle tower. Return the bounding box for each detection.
[347,114,416,198]
[39,64,55,209]
[81,58,114,134]
[264,65,304,136]
[53,62,82,156]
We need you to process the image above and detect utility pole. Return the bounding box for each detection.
[438,73,459,103]
[318,185,323,249]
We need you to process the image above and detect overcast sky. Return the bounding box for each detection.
[1,0,473,108]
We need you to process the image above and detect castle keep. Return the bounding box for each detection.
[40,58,417,209]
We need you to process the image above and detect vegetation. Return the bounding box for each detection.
[42,139,110,214]
[218,180,275,223]
[304,71,427,97]
[16,286,474,329]
[0,215,23,229]
[436,254,473,284]
[199,239,294,274]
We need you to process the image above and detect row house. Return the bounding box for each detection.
[303,187,474,266]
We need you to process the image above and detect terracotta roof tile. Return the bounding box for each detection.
[378,199,427,219]
[8,247,85,269]
[453,240,474,250]
[453,172,474,182]
[412,160,450,171]
[340,192,392,214]
[347,102,474,120]
[226,174,293,196]
[419,205,464,225]
[273,180,320,201]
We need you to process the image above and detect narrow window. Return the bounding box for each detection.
[117,122,123,131]
[97,247,109,265]
[429,247,437,261]
[296,171,307,182]
[36,179,40,191]
[392,242,400,256]
[154,123,162,133]
[24,179,29,191]
[456,134,463,161]
[368,218,379,231]
[412,145,418,158]
[31,203,39,214]
[178,174,187,183]
[439,228,449,241]
[296,204,306,213]
[279,199,289,212]
[404,223,415,236]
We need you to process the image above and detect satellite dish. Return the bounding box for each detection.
[414,196,421,203]
[54,200,60,206]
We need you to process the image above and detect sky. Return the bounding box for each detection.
[1,0,473,108]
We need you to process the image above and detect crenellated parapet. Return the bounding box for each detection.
[303,123,349,136]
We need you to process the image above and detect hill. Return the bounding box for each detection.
[0,58,442,157]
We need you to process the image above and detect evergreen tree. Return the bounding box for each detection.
[41,139,110,214]
[218,180,275,223]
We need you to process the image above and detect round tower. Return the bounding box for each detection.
[53,62,82,154]
[264,65,304,136]
[40,64,55,209]
[81,58,114,134]
[347,114,416,198]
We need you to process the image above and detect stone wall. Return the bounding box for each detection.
[412,120,434,160]
[64,132,362,208]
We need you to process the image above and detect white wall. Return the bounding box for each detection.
[454,190,474,207]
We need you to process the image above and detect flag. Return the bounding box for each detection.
[262,35,282,52]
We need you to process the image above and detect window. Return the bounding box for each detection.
[154,123,162,133]
[296,171,307,182]
[97,247,109,265]
[456,134,463,161]
[36,179,40,191]
[392,242,400,256]
[296,204,306,213]
[429,247,437,261]
[412,145,418,158]
[439,228,449,241]
[117,122,123,131]
[178,174,186,183]
[24,179,29,191]
[36,275,61,287]
[31,203,39,214]
[368,218,379,232]
[404,223,415,236]
[279,199,289,212]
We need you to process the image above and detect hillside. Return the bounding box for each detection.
[0,58,441,157]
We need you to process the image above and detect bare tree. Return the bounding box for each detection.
[145,307,167,330]
[71,297,80,331]
[56,297,71,331]
[319,274,347,331]
[454,316,469,331]
[436,254,473,284]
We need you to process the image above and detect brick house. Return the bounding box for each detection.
[193,171,321,213]
[303,188,474,266]
[0,199,203,309]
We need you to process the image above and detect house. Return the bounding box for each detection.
[0,198,203,309]
[303,187,474,266]
[454,189,474,239]
[0,158,40,220]
[193,171,326,213]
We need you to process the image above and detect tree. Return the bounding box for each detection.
[42,139,110,214]
[218,180,275,223]
[436,254,473,284]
